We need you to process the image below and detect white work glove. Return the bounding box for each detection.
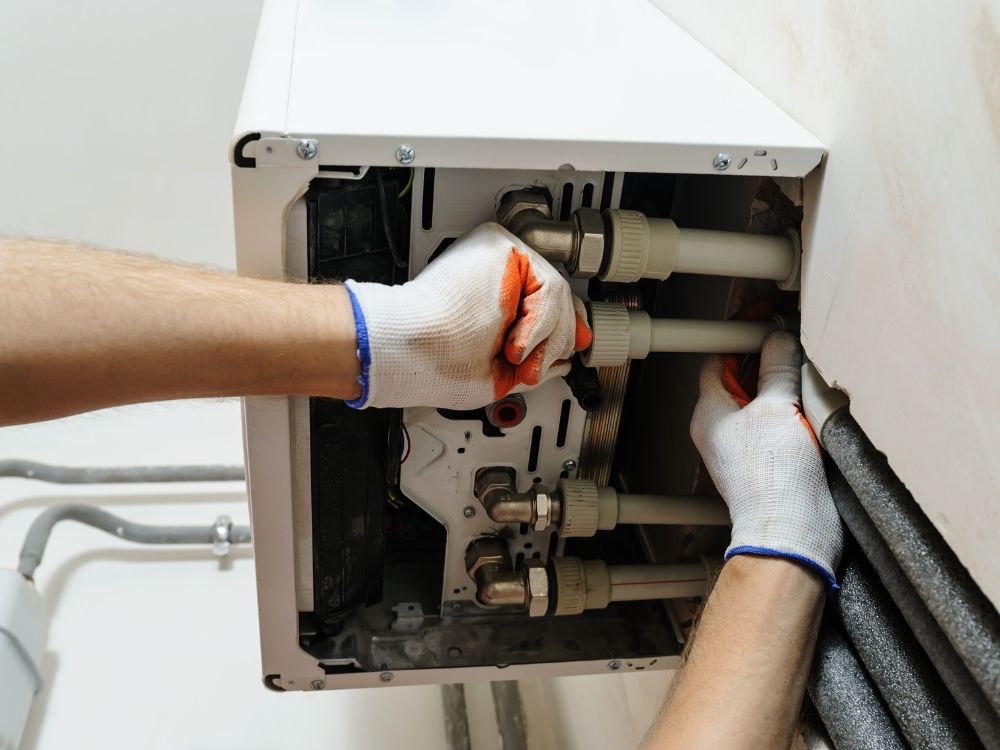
[344,222,592,410]
[690,331,843,587]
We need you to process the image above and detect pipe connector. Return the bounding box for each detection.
[558,479,616,537]
[600,210,679,283]
[474,467,563,530]
[465,537,525,608]
[497,191,605,278]
[464,537,550,615]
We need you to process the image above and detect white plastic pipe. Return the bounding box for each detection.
[599,212,798,288]
[608,563,708,601]
[616,493,730,526]
[673,227,795,281]
[646,316,780,354]
[582,303,788,367]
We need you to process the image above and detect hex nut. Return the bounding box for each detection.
[569,208,605,278]
[525,562,550,618]
[474,466,516,502]
[532,487,552,532]
[464,537,509,580]
[496,190,552,227]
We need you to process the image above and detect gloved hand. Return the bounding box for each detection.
[345,222,592,410]
[690,331,843,587]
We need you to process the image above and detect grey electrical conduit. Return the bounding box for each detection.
[821,410,1000,714]
[830,469,1000,748]
[0,460,245,484]
[807,616,907,750]
[18,505,252,579]
[835,547,980,748]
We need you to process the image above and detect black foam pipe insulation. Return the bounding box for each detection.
[835,549,980,748]
[808,615,907,750]
[822,410,1000,714]
[830,470,1000,748]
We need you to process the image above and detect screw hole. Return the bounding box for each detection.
[457,447,465,454]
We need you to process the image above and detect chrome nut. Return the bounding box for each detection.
[569,208,605,278]
[464,537,509,580]
[496,190,552,227]
[532,487,551,532]
[525,561,550,618]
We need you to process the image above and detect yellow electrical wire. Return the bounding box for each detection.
[398,168,415,198]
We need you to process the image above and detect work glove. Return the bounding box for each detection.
[344,222,592,410]
[690,331,843,588]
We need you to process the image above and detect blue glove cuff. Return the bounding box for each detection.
[344,282,371,409]
[726,545,838,591]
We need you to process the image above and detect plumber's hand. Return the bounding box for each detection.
[344,222,592,410]
[690,332,844,587]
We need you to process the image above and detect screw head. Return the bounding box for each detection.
[310,679,325,690]
[562,458,578,473]
[463,506,476,518]
[296,139,317,160]
[395,144,415,165]
[712,152,731,171]
[449,601,463,613]
[608,660,621,671]
[380,671,394,683]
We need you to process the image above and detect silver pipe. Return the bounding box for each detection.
[0,460,245,484]
[506,211,575,265]
[18,504,251,579]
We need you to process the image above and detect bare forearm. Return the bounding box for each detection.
[645,556,824,750]
[0,238,360,425]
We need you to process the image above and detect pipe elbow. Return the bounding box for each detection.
[506,215,575,265]
[477,571,528,607]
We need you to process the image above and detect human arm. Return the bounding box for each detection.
[644,332,844,749]
[0,236,361,426]
[644,556,824,749]
[0,223,590,426]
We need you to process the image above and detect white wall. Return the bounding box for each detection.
[651,0,1000,606]
[0,1,448,748]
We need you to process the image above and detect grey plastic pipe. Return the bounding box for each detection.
[615,493,730,526]
[558,480,729,536]
[607,563,708,601]
[673,228,795,280]
[0,460,245,484]
[18,504,252,579]
[646,316,781,355]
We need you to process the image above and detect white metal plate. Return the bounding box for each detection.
[400,377,587,609]
[237,0,825,176]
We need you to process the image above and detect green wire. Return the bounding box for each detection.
[398,168,415,198]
